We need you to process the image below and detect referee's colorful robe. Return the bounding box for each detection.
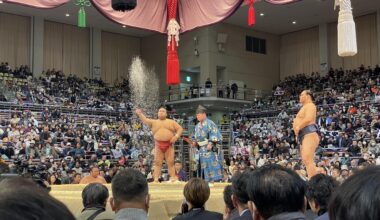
[193,118,223,182]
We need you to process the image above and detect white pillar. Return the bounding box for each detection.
[31,16,44,77]
[91,28,102,79]
[319,23,329,75]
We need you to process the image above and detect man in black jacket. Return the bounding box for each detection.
[230,172,252,220]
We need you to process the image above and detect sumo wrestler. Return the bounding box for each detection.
[136,107,183,182]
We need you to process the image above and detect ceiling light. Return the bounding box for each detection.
[260,13,264,16]
[292,21,297,24]
[0,1,3,3]
[65,13,70,17]
[122,25,126,28]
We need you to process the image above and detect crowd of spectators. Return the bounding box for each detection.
[0,105,160,185]
[0,62,379,219]
[0,64,379,189]
[228,65,380,184]
[0,62,191,187]
[0,64,133,111]
[1,164,379,220]
[251,64,380,111]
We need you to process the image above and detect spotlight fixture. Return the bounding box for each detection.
[260,13,264,16]
[122,25,126,28]
[65,13,70,17]
[292,21,297,24]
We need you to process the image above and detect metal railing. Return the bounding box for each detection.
[160,86,271,102]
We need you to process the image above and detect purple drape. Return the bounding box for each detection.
[91,0,244,33]
[4,0,69,8]
[5,0,302,33]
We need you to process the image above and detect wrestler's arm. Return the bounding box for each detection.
[170,121,184,143]
[173,120,183,137]
[135,109,153,127]
[295,104,317,131]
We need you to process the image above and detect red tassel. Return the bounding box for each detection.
[248,3,255,26]
[167,39,180,85]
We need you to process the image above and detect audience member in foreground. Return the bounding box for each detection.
[230,172,252,220]
[173,178,223,220]
[111,169,150,220]
[0,177,75,220]
[247,164,307,220]
[306,174,338,220]
[223,185,238,220]
[329,166,380,220]
[77,183,114,220]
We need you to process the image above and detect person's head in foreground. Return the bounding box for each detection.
[183,178,211,209]
[82,183,109,209]
[173,177,223,220]
[247,164,307,220]
[110,168,149,219]
[0,177,75,220]
[231,171,251,216]
[329,166,380,220]
[306,174,339,217]
[223,185,235,213]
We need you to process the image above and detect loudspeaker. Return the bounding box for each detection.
[112,0,137,12]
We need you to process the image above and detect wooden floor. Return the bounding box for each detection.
[51,182,228,220]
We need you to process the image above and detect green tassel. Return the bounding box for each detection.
[78,7,86,28]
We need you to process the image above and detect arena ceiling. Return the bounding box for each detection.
[0,0,379,36]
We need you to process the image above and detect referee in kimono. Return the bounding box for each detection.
[192,105,224,185]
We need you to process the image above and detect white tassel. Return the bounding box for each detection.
[336,0,357,57]
[167,19,181,47]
